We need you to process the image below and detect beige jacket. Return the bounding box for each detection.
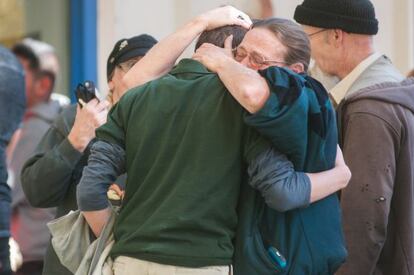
[47,208,117,275]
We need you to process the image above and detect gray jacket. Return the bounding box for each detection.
[10,100,61,262]
[0,45,25,275]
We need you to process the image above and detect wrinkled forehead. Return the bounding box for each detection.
[239,28,287,59]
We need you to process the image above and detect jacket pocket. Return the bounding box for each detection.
[250,225,284,274]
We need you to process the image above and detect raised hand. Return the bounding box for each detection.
[68,99,110,152]
[193,35,234,73]
[197,5,252,31]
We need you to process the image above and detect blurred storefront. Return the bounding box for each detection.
[0,0,71,97]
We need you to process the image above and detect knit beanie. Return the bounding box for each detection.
[294,0,378,35]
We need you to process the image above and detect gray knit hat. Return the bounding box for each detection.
[294,0,379,35]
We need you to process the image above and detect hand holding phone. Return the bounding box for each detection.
[75,80,97,108]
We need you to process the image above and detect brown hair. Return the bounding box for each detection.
[408,69,414,78]
[195,25,247,51]
[252,18,311,72]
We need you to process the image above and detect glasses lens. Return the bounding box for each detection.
[250,53,265,67]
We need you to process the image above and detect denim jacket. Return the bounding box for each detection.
[0,45,26,274]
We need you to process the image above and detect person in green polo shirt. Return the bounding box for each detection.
[193,18,349,274]
[119,7,350,274]
[77,8,350,275]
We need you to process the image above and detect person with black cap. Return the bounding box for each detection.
[75,5,353,274]
[19,34,157,275]
[294,1,414,274]
[106,34,158,104]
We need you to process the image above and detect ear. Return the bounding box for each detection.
[39,76,53,96]
[224,35,234,56]
[224,35,233,50]
[288,63,305,74]
[108,78,115,90]
[33,76,50,98]
[331,29,344,47]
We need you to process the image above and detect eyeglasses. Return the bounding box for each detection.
[307,29,328,38]
[232,47,289,68]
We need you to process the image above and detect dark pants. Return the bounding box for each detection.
[14,261,43,275]
[0,237,11,275]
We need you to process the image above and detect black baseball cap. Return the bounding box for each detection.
[107,34,158,81]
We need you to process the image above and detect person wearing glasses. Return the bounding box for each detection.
[19,34,157,275]
[294,0,414,274]
[193,17,347,274]
[78,6,349,274]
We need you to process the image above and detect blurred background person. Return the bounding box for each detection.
[408,68,414,78]
[0,45,25,275]
[8,39,63,275]
[20,34,157,275]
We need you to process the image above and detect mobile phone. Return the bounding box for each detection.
[268,246,287,269]
[75,80,97,108]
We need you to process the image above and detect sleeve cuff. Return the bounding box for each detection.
[58,138,83,166]
[301,172,312,208]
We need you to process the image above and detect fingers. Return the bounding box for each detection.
[109,184,123,196]
[75,98,109,129]
[78,98,87,108]
[95,111,108,127]
[82,99,109,113]
[96,100,111,112]
[335,145,345,166]
[203,6,252,30]
[87,98,100,107]
[193,42,233,73]
[192,52,201,62]
[233,10,252,29]
[80,98,99,112]
[192,43,213,63]
[224,35,233,51]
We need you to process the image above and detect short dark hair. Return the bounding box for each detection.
[252,18,311,72]
[195,25,247,51]
[12,43,56,93]
[0,45,25,142]
[12,43,40,71]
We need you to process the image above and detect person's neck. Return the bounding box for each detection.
[337,36,375,80]
[27,97,49,109]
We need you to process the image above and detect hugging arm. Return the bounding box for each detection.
[249,146,350,212]
[77,140,126,236]
[123,6,252,90]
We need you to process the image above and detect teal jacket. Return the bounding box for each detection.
[234,67,347,275]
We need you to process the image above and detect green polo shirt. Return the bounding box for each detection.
[96,59,268,267]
